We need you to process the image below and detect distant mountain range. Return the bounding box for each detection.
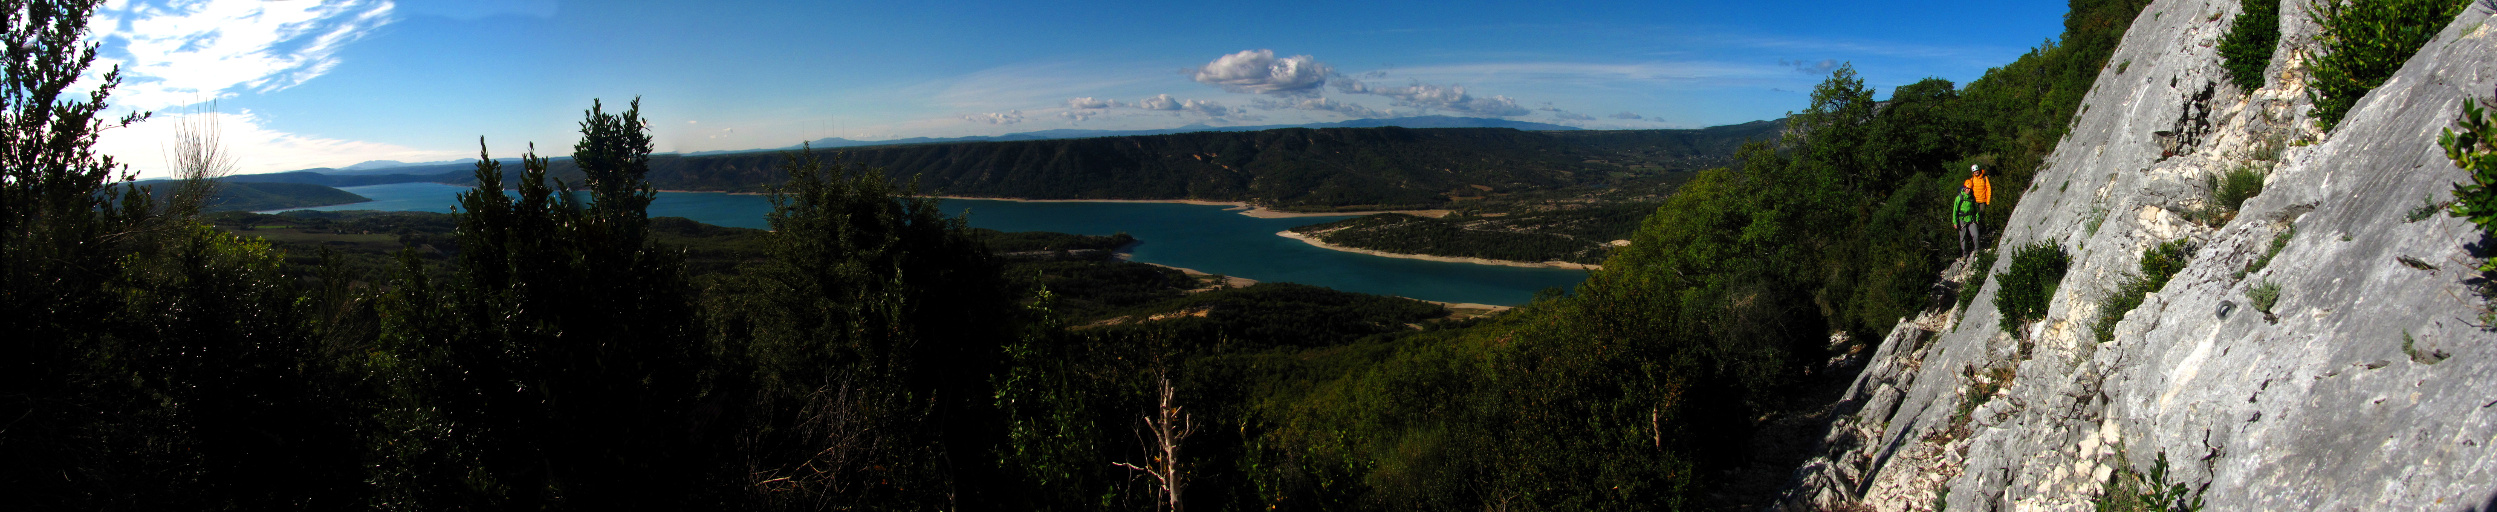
[221,118,1778,210]
[322,116,1587,170]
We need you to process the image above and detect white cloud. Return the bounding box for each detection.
[929,61,1162,111]
[92,0,396,111]
[961,110,1025,125]
[1190,49,1330,96]
[1779,58,1841,75]
[1334,79,1527,117]
[1059,111,1095,123]
[1066,96,1123,109]
[1136,94,1231,117]
[1610,112,1645,120]
[1552,111,1594,121]
[97,109,467,180]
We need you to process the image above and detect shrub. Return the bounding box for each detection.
[2210,165,2265,218]
[2219,0,2283,92]
[2444,97,2497,271]
[2305,0,2472,130]
[2249,279,2283,314]
[1994,242,2071,334]
[2094,450,2207,512]
[2094,239,2194,342]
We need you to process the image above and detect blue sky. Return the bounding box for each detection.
[88,0,2074,178]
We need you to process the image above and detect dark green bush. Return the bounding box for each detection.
[2305,0,2472,130]
[1993,242,2072,334]
[2219,0,2282,92]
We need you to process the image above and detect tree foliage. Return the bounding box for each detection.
[2219,0,2283,93]
[2305,0,2472,130]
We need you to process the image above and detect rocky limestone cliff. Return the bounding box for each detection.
[1780,1,2497,510]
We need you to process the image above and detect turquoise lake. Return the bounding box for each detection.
[276,182,1591,305]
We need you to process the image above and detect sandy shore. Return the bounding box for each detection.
[1276,230,1603,271]
[1116,253,1260,289]
[1421,300,1512,312]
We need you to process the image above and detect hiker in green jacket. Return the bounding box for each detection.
[1953,183,1983,258]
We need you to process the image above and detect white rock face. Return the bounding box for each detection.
[1779,1,2497,510]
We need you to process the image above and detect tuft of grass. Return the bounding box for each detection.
[2117,59,2132,74]
[2402,329,2449,364]
[2095,239,2194,342]
[2406,196,2449,222]
[1995,242,2072,335]
[2238,224,2297,279]
[2248,279,2283,318]
[2193,166,2266,226]
[2218,0,2282,93]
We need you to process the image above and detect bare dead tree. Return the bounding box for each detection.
[1114,371,1196,512]
[161,101,234,217]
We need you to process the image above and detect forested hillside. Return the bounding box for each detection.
[144,181,370,211]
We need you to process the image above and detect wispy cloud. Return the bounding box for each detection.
[1334,78,1526,117]
[93,0,396,110]
[1383,61,1785,85]
[960,110,1025,125]
[1779,58,1840,75]
[1253,97,1391,118]
[929,61,1164,111]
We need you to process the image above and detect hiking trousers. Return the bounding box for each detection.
[1959,220,1983,257]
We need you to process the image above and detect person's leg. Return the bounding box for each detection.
[1974,214,1985,251]
[1955,223,1966,257]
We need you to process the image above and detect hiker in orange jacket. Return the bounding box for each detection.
[1956,165,1993,258]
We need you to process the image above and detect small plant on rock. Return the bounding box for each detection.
[1994,242,2072,335]
[2095,239,2195,342]
[2248,279,2283,322]
[2444,97,2497,271]
[2237,224,2297,279]
[2094,450,2207,512]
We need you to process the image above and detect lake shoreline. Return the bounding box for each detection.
[1117,252,1511,313]
[1274,230,1603,271]
[921,195,1449,219]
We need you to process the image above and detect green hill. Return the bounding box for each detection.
[145,181,371,212]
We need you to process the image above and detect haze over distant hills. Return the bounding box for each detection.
[322,116,1587,171]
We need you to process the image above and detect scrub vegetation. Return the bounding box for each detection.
[1,0,2156,509]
